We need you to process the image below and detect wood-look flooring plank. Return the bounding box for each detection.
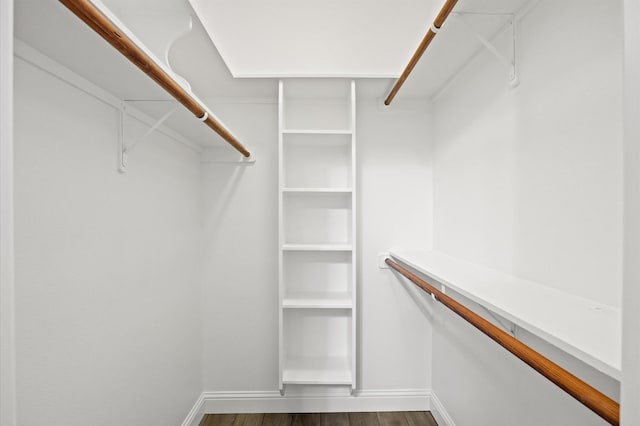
[201,411,438,426]
[404,411,438,426]
[377,412,409,426]
[292,413,321,426]
[320,413,349,426]
[348,412,381,426]
[262,413,293,426]
[201,414,237,426]
[233,413,264,426]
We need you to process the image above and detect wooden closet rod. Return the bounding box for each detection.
[59,0,251,158]
[385,258,620,426]
[384,0,459,106]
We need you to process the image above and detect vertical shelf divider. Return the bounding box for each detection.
[277,80,285,395]
[349,80,357,394]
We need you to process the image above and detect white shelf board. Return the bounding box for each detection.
[283,244,353,252]
[283,292,353,309]
[283,188,353,194]
[388,250,622,380]
[282,356,353,385]
[282,129,352,135]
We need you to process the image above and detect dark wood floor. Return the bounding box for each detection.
[199,412,438,426]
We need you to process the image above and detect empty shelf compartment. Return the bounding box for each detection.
[283,133,352,189]
[283,193,352,245]
[282,356,352,385]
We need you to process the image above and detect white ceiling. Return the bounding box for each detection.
[188,0,443,78]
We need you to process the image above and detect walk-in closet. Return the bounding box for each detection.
[1,0,639,425]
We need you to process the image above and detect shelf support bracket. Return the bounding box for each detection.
[118,101,177,173]
[454,14,519,87]
[480,305,516,337]
[118,101,126,173]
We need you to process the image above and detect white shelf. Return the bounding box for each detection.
[282,244,352,252]
[282,129,352,135]
[283,188,352,194]
[282,356,353,385]
[283,292,353,309]
[388,249,622,380]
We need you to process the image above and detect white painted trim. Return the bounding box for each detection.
[622,0,640,424]
[0,0,16,424]
[429,391,456,426]
[181,393,206,426]
[232,73,400,79]
[13,39,203,154]
[123,97,277,104]
[206,97,277,105]
[181,389,445,426]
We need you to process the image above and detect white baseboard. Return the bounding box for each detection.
[182,389,455,426]
[429,391,455,426]
[181,393,206,426]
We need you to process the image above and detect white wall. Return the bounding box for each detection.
[430,0,622,424]
[201,101,279,392]
[433,0,623,307]
[431,295,619,426]
[14,58,203,426]
[0,0,16,425]
[357,97,433,392]
[200,94,434,398]
[622,0,640,423]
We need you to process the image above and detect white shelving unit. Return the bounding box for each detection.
[278,79,357,393]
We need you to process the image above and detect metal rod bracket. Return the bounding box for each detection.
[118,101,126,173]
[454,14,519,87]
[118,101,177,173]
[378,252,391,269]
